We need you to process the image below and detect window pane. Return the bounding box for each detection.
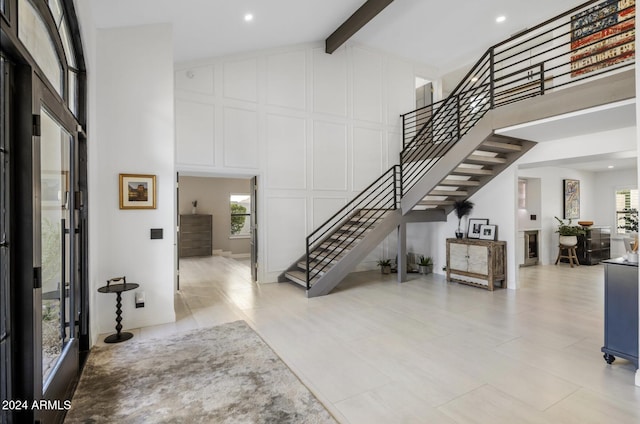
[47,0,63,28]
[68,69,77,116]
[18,0,63,96]
[59,17,76,68]
[230,194,251,237]
[616,189,638,234]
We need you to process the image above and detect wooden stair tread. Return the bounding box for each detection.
[440,179,480,186]
[480,140,523,153]
[418,200,455,206]
[465,155,507,165]
[284,270,314,287]
[428,189,468,196]
[451,167,494,176]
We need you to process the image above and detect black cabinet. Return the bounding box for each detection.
[179,214,212,258]
[576,226,610,265]
[601,258,638,368]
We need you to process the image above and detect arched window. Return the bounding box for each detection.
[16,0,83,116]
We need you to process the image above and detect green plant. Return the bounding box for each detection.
[231,203,247,235]
[418,255,433,266]
[618,208,638,233]
[554,216,586,236]
[377,259,391,267]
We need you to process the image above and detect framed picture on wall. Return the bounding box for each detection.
[467,218,489,239]
[563,179,580,219]
[479,224,497,240]
[119,174,156,209]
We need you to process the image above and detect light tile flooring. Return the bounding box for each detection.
[105,257,640,423]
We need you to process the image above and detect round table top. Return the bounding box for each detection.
[97,282,139,294]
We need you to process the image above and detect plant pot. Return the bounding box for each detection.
[455,230,464,239]
[418,265,432,275]
[381,265,391,275]
[192,207,197,214]
[559,235,577,246]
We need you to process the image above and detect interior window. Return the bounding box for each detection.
[230,194,251,237]
[615,188,638,234]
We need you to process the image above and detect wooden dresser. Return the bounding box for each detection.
[179,214,212,258]
[446,238,506,290]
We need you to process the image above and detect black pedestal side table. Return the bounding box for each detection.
[97,281,139,343]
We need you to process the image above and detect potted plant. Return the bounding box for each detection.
[618,208,638,257]
[554,216,585,246]
[418,255,433,274]
[377,259,392,274]
[453,199,474,238]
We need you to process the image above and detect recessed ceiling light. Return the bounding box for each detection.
[608,165,615,169]
[496,15,506,23]
[244,13,254,22]
[471,76,479,82]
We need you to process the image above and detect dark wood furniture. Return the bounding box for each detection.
[179,214,212,258]
[97,277,139,343]
[601,258,638,368]
[446,238,506,291]
[576,226,610,265]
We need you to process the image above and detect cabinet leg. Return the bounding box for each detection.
[603,353,616,364]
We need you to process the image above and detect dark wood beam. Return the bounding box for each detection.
[325,0,394,54]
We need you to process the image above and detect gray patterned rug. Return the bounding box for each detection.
[65,321,337,423]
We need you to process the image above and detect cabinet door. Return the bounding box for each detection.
[467,245,489,274]
[449,243,468,272]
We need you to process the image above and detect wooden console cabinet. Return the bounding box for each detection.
[601,258,638,368]
[179,214,212,258]
[446,238,506,290]
[576,226,610,265]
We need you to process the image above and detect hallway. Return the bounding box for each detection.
[101,257,640,423]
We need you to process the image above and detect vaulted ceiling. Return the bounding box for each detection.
[88,0,636,172]
[89,0,585,71]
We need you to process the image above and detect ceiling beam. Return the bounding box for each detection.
[325,0,394,54]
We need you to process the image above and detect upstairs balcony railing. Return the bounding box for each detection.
[401,0,635,194]
[301,0,635,288]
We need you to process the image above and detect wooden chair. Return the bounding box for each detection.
[555,244,579,267]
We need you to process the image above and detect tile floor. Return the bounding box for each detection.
[102,257,640,424]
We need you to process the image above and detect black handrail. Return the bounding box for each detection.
[400,0,635,194]
[300,0,635,290]
[304,165,401,288]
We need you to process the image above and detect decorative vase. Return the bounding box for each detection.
[192,206,197,215]
[559,235,577,246]
[455,230,464,239]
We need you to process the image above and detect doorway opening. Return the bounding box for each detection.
[176,174,258,290]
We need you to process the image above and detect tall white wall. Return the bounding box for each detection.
[174,44,436,281]
[89,24,176,337]
[517,167,597,264]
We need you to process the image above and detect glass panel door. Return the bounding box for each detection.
[39,107,72,386]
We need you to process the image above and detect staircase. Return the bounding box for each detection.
[279,0,636,296]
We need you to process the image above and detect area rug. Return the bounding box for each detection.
[65,320,337,423]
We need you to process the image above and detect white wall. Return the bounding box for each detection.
[174,44,436,281]
[89,24,176,337]
[518,167,597,264]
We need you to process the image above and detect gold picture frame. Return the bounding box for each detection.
[119,174,156,209]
